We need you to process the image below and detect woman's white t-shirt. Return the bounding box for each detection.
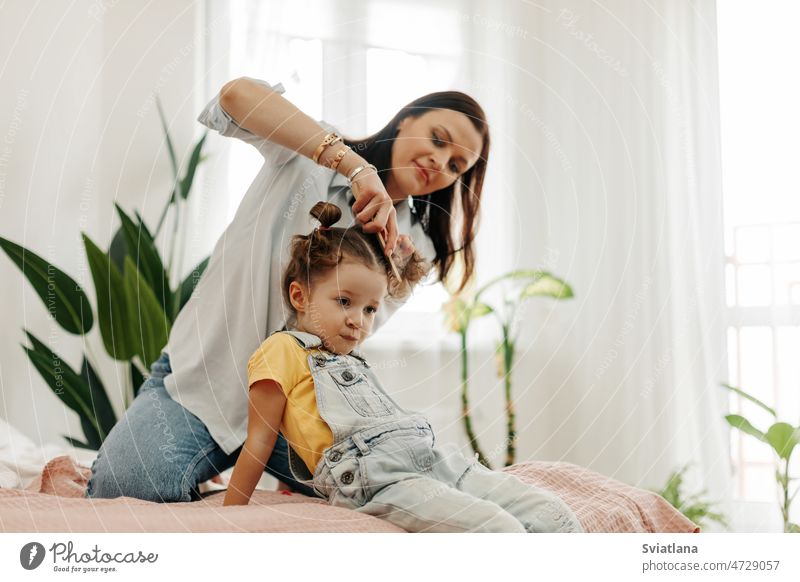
[163,79,435,455]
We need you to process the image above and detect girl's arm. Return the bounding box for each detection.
[223,379,287,506]
[218,78,398,254]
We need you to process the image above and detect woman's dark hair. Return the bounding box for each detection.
[282,202,429,316]
[343,91,490,294]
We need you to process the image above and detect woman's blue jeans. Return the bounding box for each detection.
[85,353,317,502]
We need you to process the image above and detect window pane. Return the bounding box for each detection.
[772,224,800,262]
[736,265,772,306]
[366,0,463,54]
[366,49,459,132]
[735,225,770,263]
[773,263,800,305]
[775,327,800,416]
[737,326,774,430]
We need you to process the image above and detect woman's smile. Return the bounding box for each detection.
[413,161,429,185]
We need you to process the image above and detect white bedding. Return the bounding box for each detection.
[0,418,96,489]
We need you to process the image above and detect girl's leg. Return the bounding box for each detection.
[85,355,239,502]
[457,460,583,532]
[352,476,526,533]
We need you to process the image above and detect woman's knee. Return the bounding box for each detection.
[85,424,194,503]
[86,450,193,502]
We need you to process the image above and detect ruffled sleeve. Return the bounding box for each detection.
[197,77,299,166]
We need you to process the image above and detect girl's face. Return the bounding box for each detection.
[385,108,484,202]
[289,260,388,354]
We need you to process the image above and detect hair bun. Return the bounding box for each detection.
[310,201,342,228]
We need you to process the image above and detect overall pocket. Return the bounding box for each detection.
[328,367,394,417]
[369,427,436,474]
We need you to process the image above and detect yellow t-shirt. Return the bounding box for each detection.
[247,333,333,474]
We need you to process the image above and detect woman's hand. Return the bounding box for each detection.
[350,169,398,256]
[391,234,416,265]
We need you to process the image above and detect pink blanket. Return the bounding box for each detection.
[0,455,698,533]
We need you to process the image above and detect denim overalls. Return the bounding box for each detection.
[278,330,583,533]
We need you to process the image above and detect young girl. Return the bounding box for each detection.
[223,202,582,533]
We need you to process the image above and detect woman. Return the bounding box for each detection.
[85,77,490,502]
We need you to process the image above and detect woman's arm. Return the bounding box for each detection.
[218,78,398,253]
[223,379,287,506]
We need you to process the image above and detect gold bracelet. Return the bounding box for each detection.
[327,146,351,171]
[311,132,341,164]
[347,163,378,183]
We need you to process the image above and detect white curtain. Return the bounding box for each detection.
[438,0,732,525]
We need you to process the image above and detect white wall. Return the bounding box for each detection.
[0,0,211,447]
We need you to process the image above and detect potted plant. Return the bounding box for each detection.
[722,383,800,533]
[0,101,209,451]
[444,268,573,468]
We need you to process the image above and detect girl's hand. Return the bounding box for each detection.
[350,169,398,255]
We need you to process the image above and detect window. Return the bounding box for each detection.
[210,0,470,339]
[717,1,800,503]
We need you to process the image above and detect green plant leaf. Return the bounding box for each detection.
[177,256,209,311]
[22,331,102,443]
[156,97,179,180]
[115,204,172,315]
[131,361,146,398]
[123,256,170,368]
[108,226,128,272]
[519,274,574,300]
[80,357,117,441]
[62,436,94,450]
[179,133,208,200]
[77,415,103,450]
[475,269,550,299]
[721,383,777,418]
[134,211,154,239]
[0,235,93,335]
[470,301,493,319]
[443,296,470,333]
[652,463,728,530]
[765,422,800,460]
[725,414,768,443]
[83,233,136,361]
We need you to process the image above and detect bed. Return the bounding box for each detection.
[0,454,699,533]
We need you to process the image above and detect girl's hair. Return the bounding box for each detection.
[282,202,429,316]
[343,91,490,294]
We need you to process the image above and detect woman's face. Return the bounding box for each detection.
[385,109,484,201]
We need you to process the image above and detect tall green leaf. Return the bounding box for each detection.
[108,226,128,272]
[83,233,136,361]
[115,204,172,314]
[131,361,146,398]
[179,133,207,200]
[123,256,170,368]
[725,414,768,443]
[0,236,93,335]
[156,97,179,181]
[22,330,102,444]
[62,436,94,450]
[520,274,573,300]
[80,357,117,440]
[177,257,209,312]
[721,384,777,418]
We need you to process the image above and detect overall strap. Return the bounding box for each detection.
[275,329,324,350]
[272,327,368,364]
